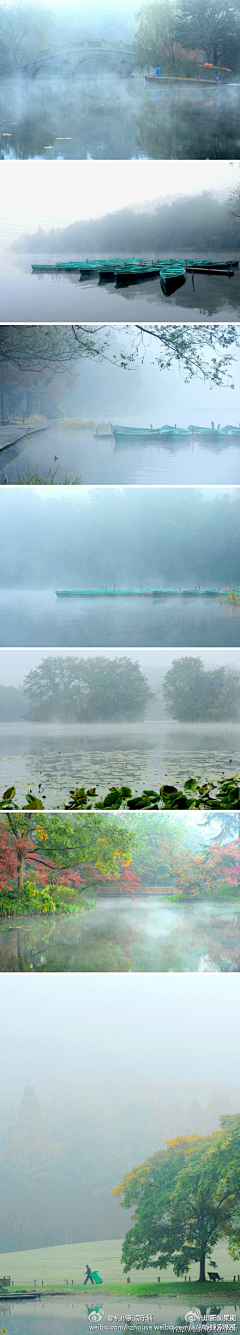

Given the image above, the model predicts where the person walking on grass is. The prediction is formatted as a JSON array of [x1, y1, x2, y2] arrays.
[[84, 1265, 94, 1285]]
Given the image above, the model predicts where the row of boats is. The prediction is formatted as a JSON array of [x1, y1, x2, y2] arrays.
[[55, 588, 240, 598], [110, 424, 240, 442], [31, 257, 239, 295]]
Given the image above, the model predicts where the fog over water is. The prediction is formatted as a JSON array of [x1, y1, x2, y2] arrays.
[[0, 487, 239, 646], [1, 73, 240, 162], [1, 161, 239, 320], [1, 252, 239, 322], [0, 648, 239, 801], [1, 720, 239, 805], [1, 425, 240, 486], [1, 324, 240, 485]]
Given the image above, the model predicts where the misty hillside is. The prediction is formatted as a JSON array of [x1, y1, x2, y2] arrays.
[[10, 194, 240, 256], [1, 1083, 239, 1252]]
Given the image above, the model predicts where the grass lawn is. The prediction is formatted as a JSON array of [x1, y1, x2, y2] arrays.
[[0, 1239, 239, 1295]]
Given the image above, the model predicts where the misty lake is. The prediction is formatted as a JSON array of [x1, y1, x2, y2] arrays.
[[0, 720, 239, 806], [1, 253, 240, 322], [0, 71, 240, 160], [1, 424, 240, 486], [0, 895, 240, 972], [0, 590, 239, 647], [0, 1296, 240, 1335]]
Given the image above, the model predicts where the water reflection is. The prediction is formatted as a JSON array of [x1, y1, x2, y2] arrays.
[[0, 72, 239, 159], [1, 425, 239, 485], [0, 721, 239, 809], [2, 254, 239, 322], [0, 589, 239, 647], [1, 1298, 239, 1335], [1, 896, 239, 973]]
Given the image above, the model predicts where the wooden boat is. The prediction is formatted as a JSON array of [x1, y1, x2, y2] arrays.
[[160, 262, 186, 295], [112, 424, 190, 440]]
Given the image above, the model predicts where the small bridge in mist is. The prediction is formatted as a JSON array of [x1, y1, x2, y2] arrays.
[[20, 41, 136, 79]]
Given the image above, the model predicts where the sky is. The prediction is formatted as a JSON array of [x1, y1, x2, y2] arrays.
[[64, 323, 240, 427], [1, 972, 240, 1103], [0, 160, 239, 251], [0, 647, 239, 688]]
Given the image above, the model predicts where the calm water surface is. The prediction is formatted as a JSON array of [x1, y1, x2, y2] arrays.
[[1, 254, 239, 322], [1, 426, 240, 485], [0, 589, 239, 647], [0, 721, 239, 806], [0, 72, 240, 159], [0, 1300, 238, 1335], [0, 896, 239, 972]]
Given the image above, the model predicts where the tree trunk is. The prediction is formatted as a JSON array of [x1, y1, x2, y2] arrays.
[[18, 854, 25, 893], [1, 375, 9, 422], [199, 1254, 206, 1282]]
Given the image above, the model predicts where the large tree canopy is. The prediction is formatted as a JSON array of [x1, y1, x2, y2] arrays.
[[22, 655, 153, 722], [162, 656, 240, 721], [113, 1113, 240, 1281]]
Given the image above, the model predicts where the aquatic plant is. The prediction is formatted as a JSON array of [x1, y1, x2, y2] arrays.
[[0, 773, 239, 810]]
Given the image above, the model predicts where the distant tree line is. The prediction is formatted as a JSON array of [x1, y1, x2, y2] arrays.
[[1, 654, 239, 723], [2, 488, 240, 590], [11, 193, 240, 257]]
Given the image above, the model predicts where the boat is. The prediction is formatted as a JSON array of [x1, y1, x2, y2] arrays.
[[160, 262, 186, 295]]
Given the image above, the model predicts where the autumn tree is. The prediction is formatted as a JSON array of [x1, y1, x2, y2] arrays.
[[0, 813, 136, 899], [113, 1114, 240, 1282]]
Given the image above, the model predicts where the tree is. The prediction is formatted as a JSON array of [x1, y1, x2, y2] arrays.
[[134, 0, 180, 72], [0, 812, 136, 897], [162, 657, 240, 721], [22, 656, 154, 723], [134, 324, 240, 386], [0, 4, 55, 72], [1, 323, 239, 421], [0, 325, 113, 423], [113, 1114, 240, 1282], [176, 0, 240, 70]]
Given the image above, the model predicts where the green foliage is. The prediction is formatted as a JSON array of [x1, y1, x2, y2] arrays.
[[162, 656, 240, 721], [113, 1115, 240, 1282], [0, 774, 239, 810], [176, 0, 240, 70], [23, 656, 153, 723], [134, 0, 179, 72]]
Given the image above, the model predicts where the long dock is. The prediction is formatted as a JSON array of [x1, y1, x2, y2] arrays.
[[55, 588, 240, 598]]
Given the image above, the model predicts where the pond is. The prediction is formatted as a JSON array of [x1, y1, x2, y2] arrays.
[[0, 721, 239, 808], [0, 70, 240, 160], [1, 254, 239, 323], [0, 895, 239, 972], [1, 425, 240, 486], [0, 589, 239, 648], [0, 1294, 240, 1335]]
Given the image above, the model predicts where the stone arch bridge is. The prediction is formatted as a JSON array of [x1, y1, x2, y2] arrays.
[[20, 41, 136, 78]]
